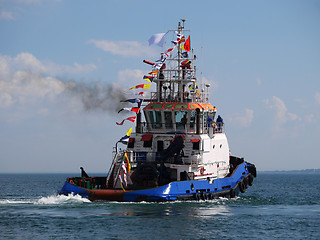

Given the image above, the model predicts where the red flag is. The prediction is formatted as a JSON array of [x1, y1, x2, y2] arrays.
[[131, 107, 140, 113], [116, 116, 137, 125], [184, 36, 191, 51], [129, 84, 151, 90], [118, 107, 140, 114]]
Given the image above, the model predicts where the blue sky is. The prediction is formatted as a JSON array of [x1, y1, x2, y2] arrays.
[[0, 0, 319, 173]]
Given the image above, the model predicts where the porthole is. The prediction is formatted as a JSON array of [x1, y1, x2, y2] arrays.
[[220, 144, 222, 148], [213, 145, 215, 149]]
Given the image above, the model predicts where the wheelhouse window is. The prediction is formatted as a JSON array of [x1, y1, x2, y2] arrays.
[[148, 110, 162, 129], [175, 111, 187, 130], [190, 110, 195, 130], [164, 111, 173, 129]]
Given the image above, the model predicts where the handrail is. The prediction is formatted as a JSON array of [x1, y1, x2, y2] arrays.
[[131, 122, 224, 134], [149, 91, 209, 103]]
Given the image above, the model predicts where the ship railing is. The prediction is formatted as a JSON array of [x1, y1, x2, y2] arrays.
[[139, 122, 199, 134], [138, 122, 224, 134], [149, 91, 209, 103], [107, 148, 127, 188], [127, 150, 194, 165], [214, 122, 224, 133], [160, 69, 196, 83]]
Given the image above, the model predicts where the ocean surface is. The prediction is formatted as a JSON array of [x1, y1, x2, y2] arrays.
[[0, 173, 319, 240]]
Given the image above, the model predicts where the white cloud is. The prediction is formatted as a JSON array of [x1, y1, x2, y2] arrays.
[[118, 69, 144, 84], [265, 96, 300, 125], [0, 92, 13, 108], [0, 10, 15, 20], [315, 92, 320, 105], [14, 52, 47, 73], [229, 108, 254, 128], [0, 52, 96, 109], [305, 114, 315, 123], [0, 52, 129, 117], [0, 71, 67, 108], [89, 39, 157, 58], [1, 52, 96, 76]]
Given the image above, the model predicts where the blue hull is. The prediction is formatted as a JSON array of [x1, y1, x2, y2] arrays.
[[59, 162, 255, 202]]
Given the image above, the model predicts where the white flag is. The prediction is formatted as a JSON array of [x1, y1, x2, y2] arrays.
[[118, 171, 123, 183], [122, 162, 127, 186], [148, 33, 166, 47]]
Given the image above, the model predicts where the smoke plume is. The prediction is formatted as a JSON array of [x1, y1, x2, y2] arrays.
[[65, 82, 129, 113]]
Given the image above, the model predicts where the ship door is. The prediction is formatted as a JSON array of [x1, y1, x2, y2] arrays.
[[157, 140, 164, 152]]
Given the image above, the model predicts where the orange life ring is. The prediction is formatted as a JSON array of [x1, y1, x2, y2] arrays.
[[70, 179, 74, 184], [200, 167, 205, 175]]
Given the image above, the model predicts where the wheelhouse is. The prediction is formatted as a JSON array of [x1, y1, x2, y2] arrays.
[[143, 103, 217, 134]]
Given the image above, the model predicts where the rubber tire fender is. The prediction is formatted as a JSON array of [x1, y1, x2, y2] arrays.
[[239, 181, 246, 193], [248, 174, 254, 186], [243, 177, 248, 188], [229, 188, 236, 198], [194, 193, 200, 201]]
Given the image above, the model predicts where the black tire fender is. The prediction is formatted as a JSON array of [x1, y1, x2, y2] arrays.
[[239, 181, 246, 193], [229, 188, 236, 198], [248, 174, 254, 186], [243, 177, 248, 188]]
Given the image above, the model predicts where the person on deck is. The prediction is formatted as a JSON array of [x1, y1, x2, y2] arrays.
[[181, 113, 187, 129], [207, 116, 213, 127], [216, 115, 224, 132]]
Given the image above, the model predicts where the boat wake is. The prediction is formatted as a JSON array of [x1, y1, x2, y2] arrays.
[[0, 194, 91, 206], [36, 194, 91, 205]]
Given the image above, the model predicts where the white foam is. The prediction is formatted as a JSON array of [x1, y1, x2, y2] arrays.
[[0, 194, 91, 205], [0, 199, 34, 204], [36, 194, 91, 205]]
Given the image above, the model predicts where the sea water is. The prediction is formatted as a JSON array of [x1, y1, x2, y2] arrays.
[[0, 173, 319, 240]]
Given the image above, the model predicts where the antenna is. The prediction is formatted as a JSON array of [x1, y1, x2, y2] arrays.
[[181, 19, 186, 29]]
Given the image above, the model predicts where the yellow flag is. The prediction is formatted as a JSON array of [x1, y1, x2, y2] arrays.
[[126, 127, 133, 137]]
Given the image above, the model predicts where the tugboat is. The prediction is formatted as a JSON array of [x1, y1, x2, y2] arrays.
[[59, 21, 256, 202]]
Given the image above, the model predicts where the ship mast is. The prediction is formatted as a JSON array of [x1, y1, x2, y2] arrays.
[[177, 21, 183, 102], [147, 20, 207, 104]]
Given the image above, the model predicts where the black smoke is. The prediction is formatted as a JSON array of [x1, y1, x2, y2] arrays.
[[65, 82, 129, 113]]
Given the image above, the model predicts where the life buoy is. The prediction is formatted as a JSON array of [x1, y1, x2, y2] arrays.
[[69, 179, 74, 184], [239, 181, 246, 193], [200, 167, 205, 175]]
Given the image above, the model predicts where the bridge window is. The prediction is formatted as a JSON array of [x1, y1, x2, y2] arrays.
[[175, 111, 187, 130], [148, 110, 162, 129], [164, 111, 173, 129], [190, 110, 195, 129]]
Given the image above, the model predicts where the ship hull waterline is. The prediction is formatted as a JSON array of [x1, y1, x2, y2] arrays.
[[59, 162, 256, 202]]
